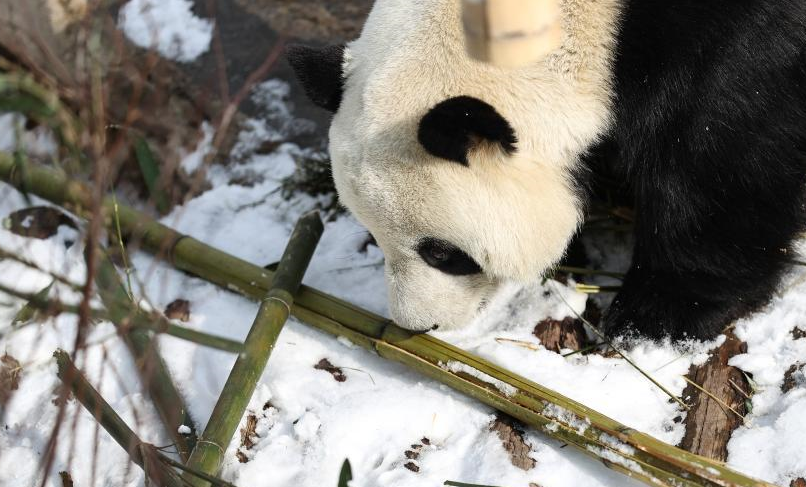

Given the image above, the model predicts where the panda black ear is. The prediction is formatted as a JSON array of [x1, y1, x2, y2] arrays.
[[418, 96, 517, 166], [286, 43, 346, 113]]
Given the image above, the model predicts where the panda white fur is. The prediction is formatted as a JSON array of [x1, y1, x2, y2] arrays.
[[288, 0, 806, 339]]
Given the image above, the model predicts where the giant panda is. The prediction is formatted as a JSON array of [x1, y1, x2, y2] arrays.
[[287, 0, 806, 340]]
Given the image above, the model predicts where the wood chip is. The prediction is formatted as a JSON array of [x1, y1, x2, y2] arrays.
[[164, 299, 191, 322], [4, 207, 75, 240], [680, 333, 748, 461], [782, 363, 804, 394], [403, 462, 419, 472], [314, 358, 346, 382], [1, 354, 21, 405], [533, 316, 587, 354], [490, 414, 536, 470]]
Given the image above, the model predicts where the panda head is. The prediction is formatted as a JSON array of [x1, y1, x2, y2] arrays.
[[287, 0, 618, 331]]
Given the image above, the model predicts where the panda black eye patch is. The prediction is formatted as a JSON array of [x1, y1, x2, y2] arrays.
[[416, 238, 482, 276]]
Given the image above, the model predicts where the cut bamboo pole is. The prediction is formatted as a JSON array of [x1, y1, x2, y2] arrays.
[[53, 349, 185, 487], [183, 212, 323, 486], [462, 0, 563, 68], [0, 157, 779, 487]]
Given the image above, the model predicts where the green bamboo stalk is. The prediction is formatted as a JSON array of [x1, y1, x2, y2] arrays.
[[92, 254, 200, 461], [0, 281, 243, 353], [0, 157, 778, 487], [183, 212, 324, 486], [53, 349, 184, 487]]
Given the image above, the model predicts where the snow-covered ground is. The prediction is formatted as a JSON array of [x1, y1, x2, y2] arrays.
[[1, 4, 805, 487]]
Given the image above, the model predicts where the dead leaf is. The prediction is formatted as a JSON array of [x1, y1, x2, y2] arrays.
[[533, 317, 588, 354], [4, 207, 75, 240], [1, 354, 22, 404], [403, 462, 419, 472], [791, 479, 806, 487], [314, 358, 346, 382], [490, 414, 536, 470], [59, 471, 74, 487], [236, 413, 259, 463], [792, 328, 806, 340], [783, 363, 804, 394], [164, 299, 191, 322], [12, 281, 57, 326]]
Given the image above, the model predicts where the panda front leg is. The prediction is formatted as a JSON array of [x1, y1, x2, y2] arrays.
[[601, 180, 802, 341]]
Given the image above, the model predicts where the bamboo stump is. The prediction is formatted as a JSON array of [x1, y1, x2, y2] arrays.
[[680, 333, 749, 461]]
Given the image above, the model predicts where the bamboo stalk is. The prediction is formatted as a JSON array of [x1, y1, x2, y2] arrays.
[[92, 252, 199, 461], [183, 212, 323, 486], [0, 281, 244, 353], [53, 349, 185, 487], [0, 157, 778, 487]]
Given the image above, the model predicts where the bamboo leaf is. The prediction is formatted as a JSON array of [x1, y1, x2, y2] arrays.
[[12, 280, 54, 326], [444, 481, 508, 487], [337, 459, 352, 487], [133, 137, 170, 214]]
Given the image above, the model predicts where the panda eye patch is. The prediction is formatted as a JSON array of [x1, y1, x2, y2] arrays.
[[416, 238, 482, 276]]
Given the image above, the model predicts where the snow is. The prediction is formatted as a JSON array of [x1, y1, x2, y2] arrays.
[[1, 14, 805, 486], [441, 361, 518, 397], [118, 0, 213, 63]]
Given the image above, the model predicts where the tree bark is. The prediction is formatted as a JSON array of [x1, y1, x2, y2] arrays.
[[680, 332, 749, 462]]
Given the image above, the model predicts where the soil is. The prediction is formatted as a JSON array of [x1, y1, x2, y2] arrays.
[[184, 0, 373, 150]]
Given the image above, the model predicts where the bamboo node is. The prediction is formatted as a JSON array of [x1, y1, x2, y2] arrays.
[[263, 295, 291, 314], [195, 440, 225, 456]]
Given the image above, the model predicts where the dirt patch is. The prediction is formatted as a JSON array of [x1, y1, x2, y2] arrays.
[[489, 414, 536, 471], [233, 0, 373, 42]]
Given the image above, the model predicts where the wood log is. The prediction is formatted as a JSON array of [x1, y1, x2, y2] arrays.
[[680, 332, 749, 462]]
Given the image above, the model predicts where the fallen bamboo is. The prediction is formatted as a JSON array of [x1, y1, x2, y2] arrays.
[[92, 252, 199, 461], [184, 212, 323, 486], [53, 349, 185, 487], [53, 349, 238, 487], [0, 281, 244, 353], [0, 157, 778, 487]]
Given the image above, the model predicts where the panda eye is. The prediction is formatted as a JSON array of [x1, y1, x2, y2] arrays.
[[416, 238, 482, 276]]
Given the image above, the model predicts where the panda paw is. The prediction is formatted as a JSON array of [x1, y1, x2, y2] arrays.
[[601, 270, 759, 341]]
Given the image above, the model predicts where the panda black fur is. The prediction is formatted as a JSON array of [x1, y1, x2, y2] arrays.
[[288, 0, 806, 340]]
